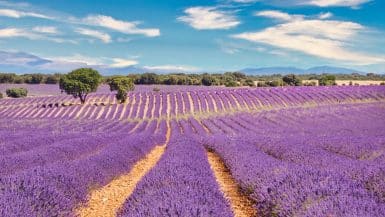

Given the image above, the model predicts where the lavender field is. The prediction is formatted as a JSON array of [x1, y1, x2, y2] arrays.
[[1, 85, 385, 217]]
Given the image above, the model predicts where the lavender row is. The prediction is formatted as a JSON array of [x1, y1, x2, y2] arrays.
[[2, 86, 384, 120], [0, 120, 167, 216], [118, 120, 233, 217], [204, 135, 385, 217]]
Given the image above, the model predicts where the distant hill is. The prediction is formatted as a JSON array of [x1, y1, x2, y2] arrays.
[[240, 66, 365, 75], [0, 50, 374, 75]]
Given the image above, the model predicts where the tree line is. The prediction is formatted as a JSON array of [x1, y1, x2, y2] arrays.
[[1, 71, 384, 87], [1, 68, 384, 103]]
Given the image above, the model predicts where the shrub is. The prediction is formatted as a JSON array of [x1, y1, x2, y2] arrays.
[[0, 73, 16, 83], [201, 75, 216, 86], [243, 79, 256, 87], [283, 74, 301, 86], [303, 81, 317, 86], [136, 73, 159, 85], [24, 74, 44, 84], [319, 75, 336, 86], [153, 87, 160, 92], [0, 92, 3, 99], [260, 80, 283, 87], [6, 88, 28, 98], [380, 82, 385, 86], [45, 74, 61, 84], [224, 80, 239, 87]]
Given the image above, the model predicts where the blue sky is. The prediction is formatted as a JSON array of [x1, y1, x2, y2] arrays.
[[0, 0, 384, 74]]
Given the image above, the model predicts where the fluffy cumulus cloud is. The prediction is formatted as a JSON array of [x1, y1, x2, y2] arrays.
[[232, 10, 385, 65], [75, 28, 111, 43], [178, 7, 240, 30], [82, 15, 160, 37]]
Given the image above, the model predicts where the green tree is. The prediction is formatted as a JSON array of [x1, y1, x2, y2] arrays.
[[23, 74, 44, 84], [283, 74, 301, 86], [0, 73, 16, 83], [136, 73, 159, 84], [201, 74, 216, 86], [6, 88, 28, 98], [224, 80, 239, 87], [59, 68, 102, 104], [243, 79, 256, 87], [107, 76, 135, 103], [319, 74, 336, 86], [45, 74, 61, 84], [163, 75, 178, 85]]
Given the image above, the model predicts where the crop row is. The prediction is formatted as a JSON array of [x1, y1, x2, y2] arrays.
[[1, 86, 384, 120]]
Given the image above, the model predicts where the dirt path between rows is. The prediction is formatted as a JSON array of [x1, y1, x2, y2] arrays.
[[76, 122, 171, 217], [207, 151, 257, 217]]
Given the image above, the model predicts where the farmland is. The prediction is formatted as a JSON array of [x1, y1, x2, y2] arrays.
[[1, 85, 385, 217]]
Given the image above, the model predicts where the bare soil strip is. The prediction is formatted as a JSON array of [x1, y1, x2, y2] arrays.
[[187, 92, 195, 114], [207, 151, 257, 217], [76, 122, 171, 217]]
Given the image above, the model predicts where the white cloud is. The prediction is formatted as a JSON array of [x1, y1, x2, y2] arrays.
[[49, 54, 104, 66], [143, 65, 199, 72], [75, 28, 111, 43], [255, 10, 303, 21], [232, 0, 259, 3], [32, 26, 59, 34], [0, 28, 39, 39], [319, 12, 333, 19], [232, 11, 385, 65], [231, 0, 370, 7], [305, 0, 370, 7], [82, 15, 160, 37], [110, 58, 138, 68], [0, 27, 77, 44], [0, 8, 51, 19], [217, 39, 268, 54], [178, 7, 240, 30]]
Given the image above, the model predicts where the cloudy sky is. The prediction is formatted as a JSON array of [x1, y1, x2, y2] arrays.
[[0, 0, 384, 73]]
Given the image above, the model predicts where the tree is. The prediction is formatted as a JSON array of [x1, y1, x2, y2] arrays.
[[163, 75, 178, 85], [319, 74, 336, 86], [224, 80, 239, 87], [23, 74, 44, 84], [45, 74, 61, 84], [283, 74, 301, 86], [201, 74, 216, 86], [0, 73, 16, 83], [136, 73, 159, 84], [107, 76, 135, 103], [59, 68, 102, 104], [243, 79, 255, 87], [6, 88, 28, 98]]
